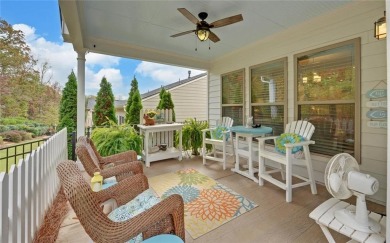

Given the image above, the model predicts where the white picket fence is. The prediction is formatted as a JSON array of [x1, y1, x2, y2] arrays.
[[0, 128, 68, 243]]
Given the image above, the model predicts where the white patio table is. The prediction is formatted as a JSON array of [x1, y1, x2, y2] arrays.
[[230, 125, 273, 182]]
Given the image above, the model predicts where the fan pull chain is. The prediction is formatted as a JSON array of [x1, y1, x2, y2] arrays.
[[209, 39, 211, 50], [195, 36, 198, 51]]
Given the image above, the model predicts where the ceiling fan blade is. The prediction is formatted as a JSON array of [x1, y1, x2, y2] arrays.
[[171, 30, 195, 38], [208, 31, 220, 43], [178, 8, 199, 25], [210, 14, 243, 28]]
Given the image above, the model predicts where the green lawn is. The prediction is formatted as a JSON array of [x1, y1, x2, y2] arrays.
[[0, 138, 46, 172]]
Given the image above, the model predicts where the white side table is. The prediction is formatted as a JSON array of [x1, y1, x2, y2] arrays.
[[137, 123, 183, 167], [309, 198, 386, 243]]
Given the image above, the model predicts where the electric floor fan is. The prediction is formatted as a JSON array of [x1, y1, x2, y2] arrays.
[[325, 153, 381, 233]]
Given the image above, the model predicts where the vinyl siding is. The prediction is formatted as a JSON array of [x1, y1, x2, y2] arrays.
[[208, 1, 387, 204], [143, 75, 208, 122]]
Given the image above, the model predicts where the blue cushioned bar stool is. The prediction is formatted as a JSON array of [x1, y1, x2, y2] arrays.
[[143, 234, 184, 243]]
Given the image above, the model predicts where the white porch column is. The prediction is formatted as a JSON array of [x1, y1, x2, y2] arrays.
[[386, 0, 389, 241], [77, 51, 86, 138]]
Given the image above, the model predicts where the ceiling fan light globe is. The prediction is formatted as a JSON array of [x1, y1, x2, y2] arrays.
[[196, 29, 209, 41]]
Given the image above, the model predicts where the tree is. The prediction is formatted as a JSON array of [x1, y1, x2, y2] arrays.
[[124, 76, 141, 124], [58, 71, 77, 159], [0, 19, 38, 118], [58, 71, 77, 132], [128, 91, 143, 125], [93, 76, 117, 126], [157, 88, 176, 121], [0, 19, 61, 123]]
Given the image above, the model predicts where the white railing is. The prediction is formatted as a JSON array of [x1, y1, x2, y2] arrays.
[[0, 128, 68, 243]]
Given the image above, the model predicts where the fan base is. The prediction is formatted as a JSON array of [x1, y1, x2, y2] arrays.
[[335, 209, 381, 233]]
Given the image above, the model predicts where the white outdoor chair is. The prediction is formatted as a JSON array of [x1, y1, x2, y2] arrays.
[[257, 120, 317, 202], [202, 117, 234, 170]]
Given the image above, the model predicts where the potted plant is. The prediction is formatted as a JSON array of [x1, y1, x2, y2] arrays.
[[176, 118, 209, 156]]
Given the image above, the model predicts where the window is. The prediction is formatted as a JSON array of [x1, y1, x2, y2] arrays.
[[295, 38, 360, 160], [221, 69, 244, 125], [250, 58, 287, 135]]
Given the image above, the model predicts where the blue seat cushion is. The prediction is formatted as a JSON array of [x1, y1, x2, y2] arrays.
[[275, 133, 305, 154], [108, 189, 161, 243], [143, 234, 183, 243], [211, 125, 230, 141]]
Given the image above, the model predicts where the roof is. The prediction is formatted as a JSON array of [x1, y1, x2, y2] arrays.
[[141, 72, 207, 100], [86, 72, 207, 110]]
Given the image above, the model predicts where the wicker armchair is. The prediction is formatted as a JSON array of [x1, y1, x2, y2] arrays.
[[76, 136, 143, 181], [57, 160, 185, 242]]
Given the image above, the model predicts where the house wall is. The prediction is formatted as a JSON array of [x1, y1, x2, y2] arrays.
[[142, 75, 208, 122], [208, 1, 387, 204]]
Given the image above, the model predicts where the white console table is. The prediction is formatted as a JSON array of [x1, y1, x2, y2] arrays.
[[309, 198, 386, 243], [137, 123, 183, 167]]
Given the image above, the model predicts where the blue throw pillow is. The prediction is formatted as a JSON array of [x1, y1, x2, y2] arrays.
[[275, 133, 305, 154], [108, 189, 161, 242], [211, 125, 230, 141]]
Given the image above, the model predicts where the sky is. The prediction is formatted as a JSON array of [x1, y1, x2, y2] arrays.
[[1, 0, 205, 99]]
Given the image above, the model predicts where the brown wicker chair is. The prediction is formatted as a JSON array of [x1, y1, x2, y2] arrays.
[[76, 136, 143, 181], [57, 160, 185, 242]]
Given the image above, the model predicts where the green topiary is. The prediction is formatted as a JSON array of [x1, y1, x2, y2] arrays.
[[93, 77, 117, 126], [125, 76, 142, 124], [91, 121, 142, 156], [58, 71, 77, 134], [157, 88, 176, 121]]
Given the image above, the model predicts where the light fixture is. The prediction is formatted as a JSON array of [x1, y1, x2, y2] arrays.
[[196, 27, 210, 41], [374, 11, 386, 40]]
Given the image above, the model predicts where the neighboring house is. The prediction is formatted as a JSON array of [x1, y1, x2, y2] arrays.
[[141, 73, 208, 122], [86, 72, 208, 124]]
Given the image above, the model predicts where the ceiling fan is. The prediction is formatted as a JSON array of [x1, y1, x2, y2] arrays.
[[171, 8, 243, 43]]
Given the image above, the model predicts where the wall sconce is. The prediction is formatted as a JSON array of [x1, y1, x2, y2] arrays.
[[374, 11, 386, 40]]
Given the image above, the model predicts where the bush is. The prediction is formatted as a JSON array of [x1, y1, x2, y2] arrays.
[[18, 131, 33, 141], [0, 125, 10, 133], [1, 131, 22, 143], [91, 122, 142, 156], [0, 136, 3, 145], [0, 117, 30, 125]]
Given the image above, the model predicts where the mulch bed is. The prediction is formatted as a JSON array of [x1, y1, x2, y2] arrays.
[[33, 188, 70, 243]]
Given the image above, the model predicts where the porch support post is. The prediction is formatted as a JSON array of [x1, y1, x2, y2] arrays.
[[77, 50, 86, 139], [386, 0, 390, 241]]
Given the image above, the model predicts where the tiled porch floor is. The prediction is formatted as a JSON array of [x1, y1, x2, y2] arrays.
[[56, 156, 385, 243]]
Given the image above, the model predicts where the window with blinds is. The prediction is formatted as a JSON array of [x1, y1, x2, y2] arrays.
[[295, 38, 360, 159], [250, 58, 287, 135], [221, 69, 244, 125]]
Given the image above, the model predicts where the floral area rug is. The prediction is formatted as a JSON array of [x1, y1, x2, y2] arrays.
[[149, 169, 257, 239]]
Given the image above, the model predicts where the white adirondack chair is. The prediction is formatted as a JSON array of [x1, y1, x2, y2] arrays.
[[256, 120, 317, 202], [202, 117, 234, 170]]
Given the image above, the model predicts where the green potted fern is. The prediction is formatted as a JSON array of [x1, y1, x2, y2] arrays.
[[91, 121, 142, 156], [176, 118, 209, 156]]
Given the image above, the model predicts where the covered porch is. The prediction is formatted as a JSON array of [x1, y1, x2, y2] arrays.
[[58, 0, 390, 242]]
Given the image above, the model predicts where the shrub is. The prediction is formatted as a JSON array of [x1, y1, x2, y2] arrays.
[[18, 131, 33, 141], [2, 131, 22, 143], [91, 122, 142, 156], [0, 136, 3, 145], [0, 125, 10, 133], [0, 117, 29, 125]]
